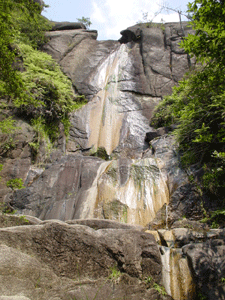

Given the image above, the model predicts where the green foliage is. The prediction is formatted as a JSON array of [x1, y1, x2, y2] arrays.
[[197, 291, 207, 300], [181, 0, 225, 66], [6, 178, 25, 190], [152, 0, 225, 200], [19, 215, 29, 223], [29, 116, 51, 154], [202, 151, 225, 196], [0, 0, 87, 156], [16, 43, 78, 118], [153, 283, 167, 296], [61, 116, 71, 138], [200, 209, 225, 227], [0, 116, 17, 154], [0, 202, 16, 215], [0, 116, 16, 134], [11, 1, 51, 48], [211, 209, 225, 225], [15, 43, 86, 150], [144, 276, 153, 284], [77, 17, 92, 29], [108, 265, 122, 281], [0, 0, 51, 100], [90, 147, 110, 160]]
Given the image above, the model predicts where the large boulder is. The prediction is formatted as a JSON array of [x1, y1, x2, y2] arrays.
[[0, 218, 172, 300], [183, 237, 225, 300]]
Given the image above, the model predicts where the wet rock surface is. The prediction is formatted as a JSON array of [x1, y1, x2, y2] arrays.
[[152, 224, 225, 300]]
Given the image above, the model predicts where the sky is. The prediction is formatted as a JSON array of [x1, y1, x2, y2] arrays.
[[42, 0, 191, 41]]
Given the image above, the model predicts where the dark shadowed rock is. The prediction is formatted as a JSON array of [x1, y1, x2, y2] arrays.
[[0, 120, 35, 202], [145, 127, 172, 143], [149, 135, 204, 225], [168, 183, 203, 224], [51, 21, 86, 31], [183, 238, 225, 300]]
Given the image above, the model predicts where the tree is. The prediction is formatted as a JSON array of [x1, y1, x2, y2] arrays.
[[182, 0, 225, 66], [151, 0, 225, 199], [77, 17, 92, 29]]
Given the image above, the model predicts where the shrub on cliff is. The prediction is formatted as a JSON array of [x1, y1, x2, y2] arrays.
[[0, 0, 51, 98], [0, 0, 86, 154], [15, 43, 86, 143], [151, 0, 225, 200]]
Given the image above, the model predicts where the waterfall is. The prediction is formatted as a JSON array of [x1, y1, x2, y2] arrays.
[[160, 245, 195, 300], [84, 42, 154, 156], [93, 158, 170, 226], [88, 43, 128, 155], [166, 204, 169, 230]]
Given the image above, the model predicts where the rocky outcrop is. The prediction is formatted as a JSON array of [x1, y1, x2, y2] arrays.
[[120, 23, 194, 96], [1, 22, 196, 216], [183, 238, 225, 300], [0, 119, 35, 203], [44, 22, 194, 100], [1, 21, 224, 300], [153, 224, 225, 300], [42, 22, 194, 160], [0, 216, 172, 300], [7, 134, 200, 227], [50, 21, 86, 31]]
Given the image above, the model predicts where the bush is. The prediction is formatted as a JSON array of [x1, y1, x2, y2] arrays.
[[6, 178, 25, 190]]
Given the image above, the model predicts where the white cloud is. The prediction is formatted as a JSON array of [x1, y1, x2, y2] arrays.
[[90, 0, 183, 40], [91, 1, 107, 24]]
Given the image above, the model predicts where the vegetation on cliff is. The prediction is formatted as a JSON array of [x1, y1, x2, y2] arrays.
[[0, 0, 86, 156], [151, 0, 225, 203]]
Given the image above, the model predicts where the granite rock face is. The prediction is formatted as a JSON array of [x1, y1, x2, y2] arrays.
[[8, 135, 195, 227], [183, 231, 225, 300], [43, 22, 194, 158], [41, 21, 194, 161], [1, 21, 222, 300], [120, 23, 194, 96], [0, 216, 172, 300], [0, 120, 35, 203]]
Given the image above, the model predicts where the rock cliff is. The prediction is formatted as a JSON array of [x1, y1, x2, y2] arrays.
[[4, 21, 198, 226], [0, 22, 224, 300]]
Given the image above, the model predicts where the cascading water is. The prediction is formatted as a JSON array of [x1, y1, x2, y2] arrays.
[[16, 42, 172, 225], [160, 242, 195, 300], [166, 204, 169, 230], [84, 42, 156, 157], [94, 158, 169, 226], [87, 43, 129, 155], [65, 42, 171, 225]]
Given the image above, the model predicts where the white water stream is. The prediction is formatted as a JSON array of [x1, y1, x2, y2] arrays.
[[161, 245, 195, 300]]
